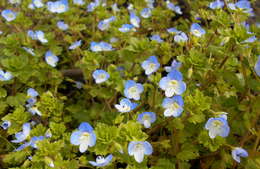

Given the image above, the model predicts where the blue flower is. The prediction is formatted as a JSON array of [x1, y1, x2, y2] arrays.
[[166, 1, 182, 14], [90, 41, 113, 52], [0, 69, 13, 81], [128, 141, 153, 163], [243, 35, 257, 43], [124, 80, 144, 100], [232, 147, 248, 163], [15, 135, 45, 151], [164, 60, 181, 72], [209, 0, 224, 9], [35, 30, 48, 43], [23, 47, 35, 56], [140, 8, 152, 18], [141, 56, 160, 75], [115, 98, 138, 113], [70, 122, 96, 153], [146, 0, 155, 8], [1, 120, 11, 130], [235, 0, 253, 15], [89, 154, 113, 167], [174, 32, 188, 43], [29, 0, 44, 9], [92, 69, 110, 84], [28, 107, 42, 116], [190, 23, 206, 37], [162, 95, 184, 117], [167, 27, 181, 34], [98, 16, 116, 31], [45, 51, 59, 67], [11, 123, 31, 143], [137, 112, 156, 128], [118, 24, 135, 33], [205, 117, 230, 139], [57, 21, 69, 30], [73, 0, 85, 5], [159, 70, 186, 97], [9, 0, 21, 4], [47, 0, 69, 13], [150, 35, 164, 43], [87, 1, 99, 12], [75, 81, 84, 89], [254, 56, 260, 77], [69, 40, 82, 50], [130, 12, 140, 28], [27, 88, 39, 98], [1, 9, 17, 22], [111, 3, 120, 12], [28, 30, 48, 43]]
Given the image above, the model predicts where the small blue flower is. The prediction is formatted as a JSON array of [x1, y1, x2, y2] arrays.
[[110, 37, 118, 43], [254, 56, 260, 77], [28, 30, 48, 43], [128, 141, 153, 163], [92, 69, 110, 84], [130, 12, 140, 28], [28, 107, 42, 116], [90, 42, 113, 52], [159, 70, 186, 97], [111, 3, 120, 12], [235, 0, 253, 15], [89, 154, 113, 167], [118, 24, 135, 33], [23, 47, 35, 56], [70, 122, 96, 153], [140, 8, 152, 18], [57, 21, 69, 30], [47, 0, 69, 13], [227, 3, 236, 10], [162, 96, 184, 117], [0, 70, 13, 81], [137, 112, 156, 128], [190, 23, 206, 37], [29, 0, 44, 9], [27, 88, 39, 98], [115, 98, 138, 113], [205, 117, 230, 139], [232, 147, 248, 163], [166, 1, 182, 14], [45, 51, 59, 67], [174, 32, 188, 43], [98, 16, 116, 31], [150, 35, 164, 43], [11, 123, 31, 143], [1, 9, 17, 22], [75, 81, 84, 89], [243, 35, 257, 43], [35, 30, 48, 43], [124, 80, 144, 100], [141, 56, 160, 75], [73, 0, 85, 5], [167, 27, 181, 34], [9, 0, 21, 4], [87, 0, 100, 12], [69, 40, 82, 50], [209, 0, 224, 9], [164, 60, 181, 72], [146, 0, 155, 9], [1, 120, 11, 130], [15, 135, 45, 151]]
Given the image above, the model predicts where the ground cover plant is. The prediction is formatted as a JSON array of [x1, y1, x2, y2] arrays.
[[0, 0, 259, 169]]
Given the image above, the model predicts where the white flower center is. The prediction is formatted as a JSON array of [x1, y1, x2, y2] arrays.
[[212, 120, 223, 129], [79, 132, 90, 144], [129, 86, 138, 95], [143, 114, 151, 121], [96, 156, 105, 164]]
